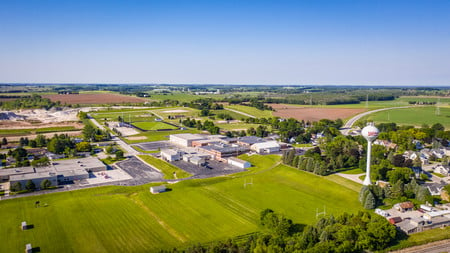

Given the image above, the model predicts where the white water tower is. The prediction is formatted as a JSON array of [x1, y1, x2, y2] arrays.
[[361, 122, 379, 185]]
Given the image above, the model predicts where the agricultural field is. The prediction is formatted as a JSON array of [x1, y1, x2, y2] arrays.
[[0, 155, 362, 253], [271, 104, 366, 122], [42, 93, 147, 105], [132, 122, 178, 131], [359, 106, 450, 128]]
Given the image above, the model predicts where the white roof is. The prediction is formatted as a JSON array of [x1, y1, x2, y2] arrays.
[[228, 157, 249, 164], [52, 157, 105, 171], [161, 149, 179, 155], [251, 141, 280, 149], [171, 133, 205, 141]]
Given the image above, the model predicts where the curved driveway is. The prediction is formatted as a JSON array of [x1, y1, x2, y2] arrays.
[[340, 106, 413, 135]]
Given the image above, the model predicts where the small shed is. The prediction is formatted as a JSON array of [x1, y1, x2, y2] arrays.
[[21, 221, 27, 230], [25, 243, 32, 253], [150, 185, 167, 194]]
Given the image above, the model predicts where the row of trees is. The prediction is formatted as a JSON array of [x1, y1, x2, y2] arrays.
[[161, 210, 398, 253], [0, 94, 60, 110], [10, 179, 52, 192], [181, 118, 220, 134], [359, 178, 431, 209]]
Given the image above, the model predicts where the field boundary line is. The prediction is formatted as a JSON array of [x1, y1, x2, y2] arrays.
[[129, 194, 188, 243]]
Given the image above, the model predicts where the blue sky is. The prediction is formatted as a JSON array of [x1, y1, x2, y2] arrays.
[[1, 0, 450, 85]]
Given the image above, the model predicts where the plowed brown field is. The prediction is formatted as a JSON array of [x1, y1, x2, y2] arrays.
[[43, 93, 147, 104], [271, 104, 366, 121]]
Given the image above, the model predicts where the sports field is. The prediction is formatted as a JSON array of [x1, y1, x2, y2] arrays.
[[359, 106, 450, 128], [132, 122, 178, 131], [0, 155, 361, 253]]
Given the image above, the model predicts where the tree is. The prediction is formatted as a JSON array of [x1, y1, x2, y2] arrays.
[[76, 141, 92, 152], [82, 124, 96, 141], [31, 157, 50, 167], [115, 150, 124, 159], [364, 191, 376, 209], [35, 134, 46, 147], [25, 180, 36, 191], [2, 137, 7, 145], [10, 181, 22, 192], [40, 179, 52, 189]]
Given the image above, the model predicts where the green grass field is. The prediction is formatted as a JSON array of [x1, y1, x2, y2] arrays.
[[132, 122, 178, 131], [225, 104, 273, 118], [359, 106, 450, 128], [0, 126, 79, 137], [0, 155, 362, 253], [91, 110, 158, 124], [215, 123, 262, 131], [123, 129, 202, 144], [138, 155, 192, 179]]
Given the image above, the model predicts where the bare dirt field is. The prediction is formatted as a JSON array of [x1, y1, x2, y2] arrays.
[[0, 121, 83, 129], [271, 104, 366, 121], [43, 93, 147, 104]]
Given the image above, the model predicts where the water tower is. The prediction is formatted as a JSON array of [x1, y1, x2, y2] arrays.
[[361, 122, 379, 185]]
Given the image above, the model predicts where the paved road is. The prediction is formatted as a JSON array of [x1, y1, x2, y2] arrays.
[[340, 106, 413, 135], [88, 115, 139, 156], [393, 239, 450, 253], [224, 108, 255, 118]]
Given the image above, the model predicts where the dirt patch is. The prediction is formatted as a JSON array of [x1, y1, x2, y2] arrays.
[[0, 121, 83, 129], [43, 93, 147, 104], [127, 136, 147, 141], [271, 104, 366, 121], [162, 109, 189, 113]]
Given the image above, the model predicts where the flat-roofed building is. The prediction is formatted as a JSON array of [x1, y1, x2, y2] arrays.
[[52, 157, 106, 172], [0, 167, 35, 182], [251, 141, 281, 154], [10, 171, 58, 189], [228, 157, 251, 169], [169, 133, 206, 147], [200, 144, 249, 160], [161, 149, 182, 162]]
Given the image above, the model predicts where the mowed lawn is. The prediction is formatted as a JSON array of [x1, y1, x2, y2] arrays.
[[0, 155, 362, 253], [361, 106, 450, 128], [132, 122, 178, 131], [225, 105, 273, 118]]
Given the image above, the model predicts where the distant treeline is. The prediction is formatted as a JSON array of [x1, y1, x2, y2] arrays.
[[0, 94, 60, 110]]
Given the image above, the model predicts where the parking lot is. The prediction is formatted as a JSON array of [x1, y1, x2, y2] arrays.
[[133, 141, 176, 151], [172, 159, 246, 179], [115, 156, 164, 184]]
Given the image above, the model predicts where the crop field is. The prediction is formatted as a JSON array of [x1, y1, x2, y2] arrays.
[[43, 93, 147, 104], [0, 155, 362, 253], [225, 104, 273, 118], [132, 122, 178, 131], [359, 106, 450, 128], [271, 104, 366, 121]]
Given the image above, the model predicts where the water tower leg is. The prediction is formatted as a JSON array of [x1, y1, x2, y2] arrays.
[[363, 141, 372, 185]]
